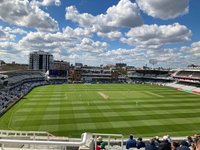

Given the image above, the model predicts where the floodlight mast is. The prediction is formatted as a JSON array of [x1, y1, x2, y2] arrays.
[[149, 59, 158, 68]]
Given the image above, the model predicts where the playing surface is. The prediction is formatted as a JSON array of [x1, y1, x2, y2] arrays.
[[1, 84, 200, 138]]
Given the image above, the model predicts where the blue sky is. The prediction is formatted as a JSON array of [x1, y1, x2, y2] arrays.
[[0, 0, 199, 67]]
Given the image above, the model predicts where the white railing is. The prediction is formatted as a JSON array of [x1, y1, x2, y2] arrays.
[[0, 130, 53, 136], [0, 130, 192, 150], [0, 131, 89, 150], [93, 133, 124, 150]]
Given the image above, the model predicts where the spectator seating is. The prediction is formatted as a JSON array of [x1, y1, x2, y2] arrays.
[[0, 70, 46, 115]]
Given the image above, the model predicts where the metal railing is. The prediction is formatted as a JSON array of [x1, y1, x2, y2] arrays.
[[93, 133, 124, 150], [0, 130, 89, 150], [0, 130, 54, 138], [0, 130, 191, 150]]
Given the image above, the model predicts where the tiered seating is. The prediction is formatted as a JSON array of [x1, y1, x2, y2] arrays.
[[127, 70, 173, 85], [0, 71, 46, 115], [6, 72, 44, 86], [192, 71, 200, 78], [0, 81, 48, 114], [176, 71, 192, 76], [173, 70, 200, 88], [128, 71, 172, 79], [174, 70, 200, 79]]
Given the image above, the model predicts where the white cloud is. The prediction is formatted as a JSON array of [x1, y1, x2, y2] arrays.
[[100, 48, 134, 57], [0, 42, 17, 53], [0, 41, 27, 63], [104, 0, 143, 28], [70, 38, 108, 54], [0, 0, 58, 32], [66, 0, 143, 33], [63, 27, 92, 38], [4, 27, 27, 35], [99, 47, 189, 67], [136, 0, 189, 19], [121, 23, 191, 49], [181, 41, 200, 56], [0, 28, 15, 41], [36, 0, 61, 6], [18, 27, 108, 59], [19, 31, 74, 51], [0, 26, 27, 41], [0, 26, 107, 63], [19, 27, 93, 51], [97, 31, 122, 40]]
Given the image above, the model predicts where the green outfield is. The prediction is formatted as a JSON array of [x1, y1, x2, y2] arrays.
[[0, 84, 200, 137]]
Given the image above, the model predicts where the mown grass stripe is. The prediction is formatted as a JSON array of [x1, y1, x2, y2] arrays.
[[14, 104, 200, 116], [12, 112, 200, 126]]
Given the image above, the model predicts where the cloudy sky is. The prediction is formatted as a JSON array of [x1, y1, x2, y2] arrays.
[[0, 0, 199, 68]]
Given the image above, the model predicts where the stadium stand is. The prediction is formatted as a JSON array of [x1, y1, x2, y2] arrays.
[[0, 70, 46, 115], [68, 66, 118, 83], [167, 69, 200, 94], [0, 74, 8, 88], [2, 70, 45, 86], [127, 69, 174, 84]]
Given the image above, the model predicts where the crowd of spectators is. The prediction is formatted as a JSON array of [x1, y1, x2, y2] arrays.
[[125, 134, 200, 150], [0, 80, 47, 115]]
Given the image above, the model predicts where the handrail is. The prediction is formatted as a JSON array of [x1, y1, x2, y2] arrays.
[[0, 130, 50, 134], [93, 133, 124, 150], [0, 130, 54, 138], [93, 133, 123, 137], [0, 132, 88, 147]]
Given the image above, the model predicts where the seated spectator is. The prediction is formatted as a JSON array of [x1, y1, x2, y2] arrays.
[[186, 136, 193, 146], [181, 140, 189, 147], [171, 141, 180, 150], [126, 134, 137, 149], [96, 138, 107, 150], [97, 136, 103, 145], [193, 135, 200, 150], [167, 135, 172, 143], [161, 135, 171, 150], [100, 141, 107, 150], [145, 138, 158, 150], [177, 140, 190, 150], [96, 145, 101, 150], [163, 135, 172, 144], [158, 141, 171, 150], [195, 138, 200, 150], [155, 136, 161, 147], [137, 137, 145, 149]]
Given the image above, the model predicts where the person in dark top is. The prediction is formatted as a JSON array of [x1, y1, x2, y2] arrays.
[[126, 134, 137, 149], [155, 136, 161, 148], [176, 140, 190, 150], [137, 137, 146, 149], [145, 138, 158, 150], [180, 140, 189, 147], [158, 141, 171, 150], [186, 136, 193, 147], [171, 141, 180, 150], [96, 136, 103, 150]]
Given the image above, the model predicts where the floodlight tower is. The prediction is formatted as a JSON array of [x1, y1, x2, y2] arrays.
[[149, 59, 158, 69]]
